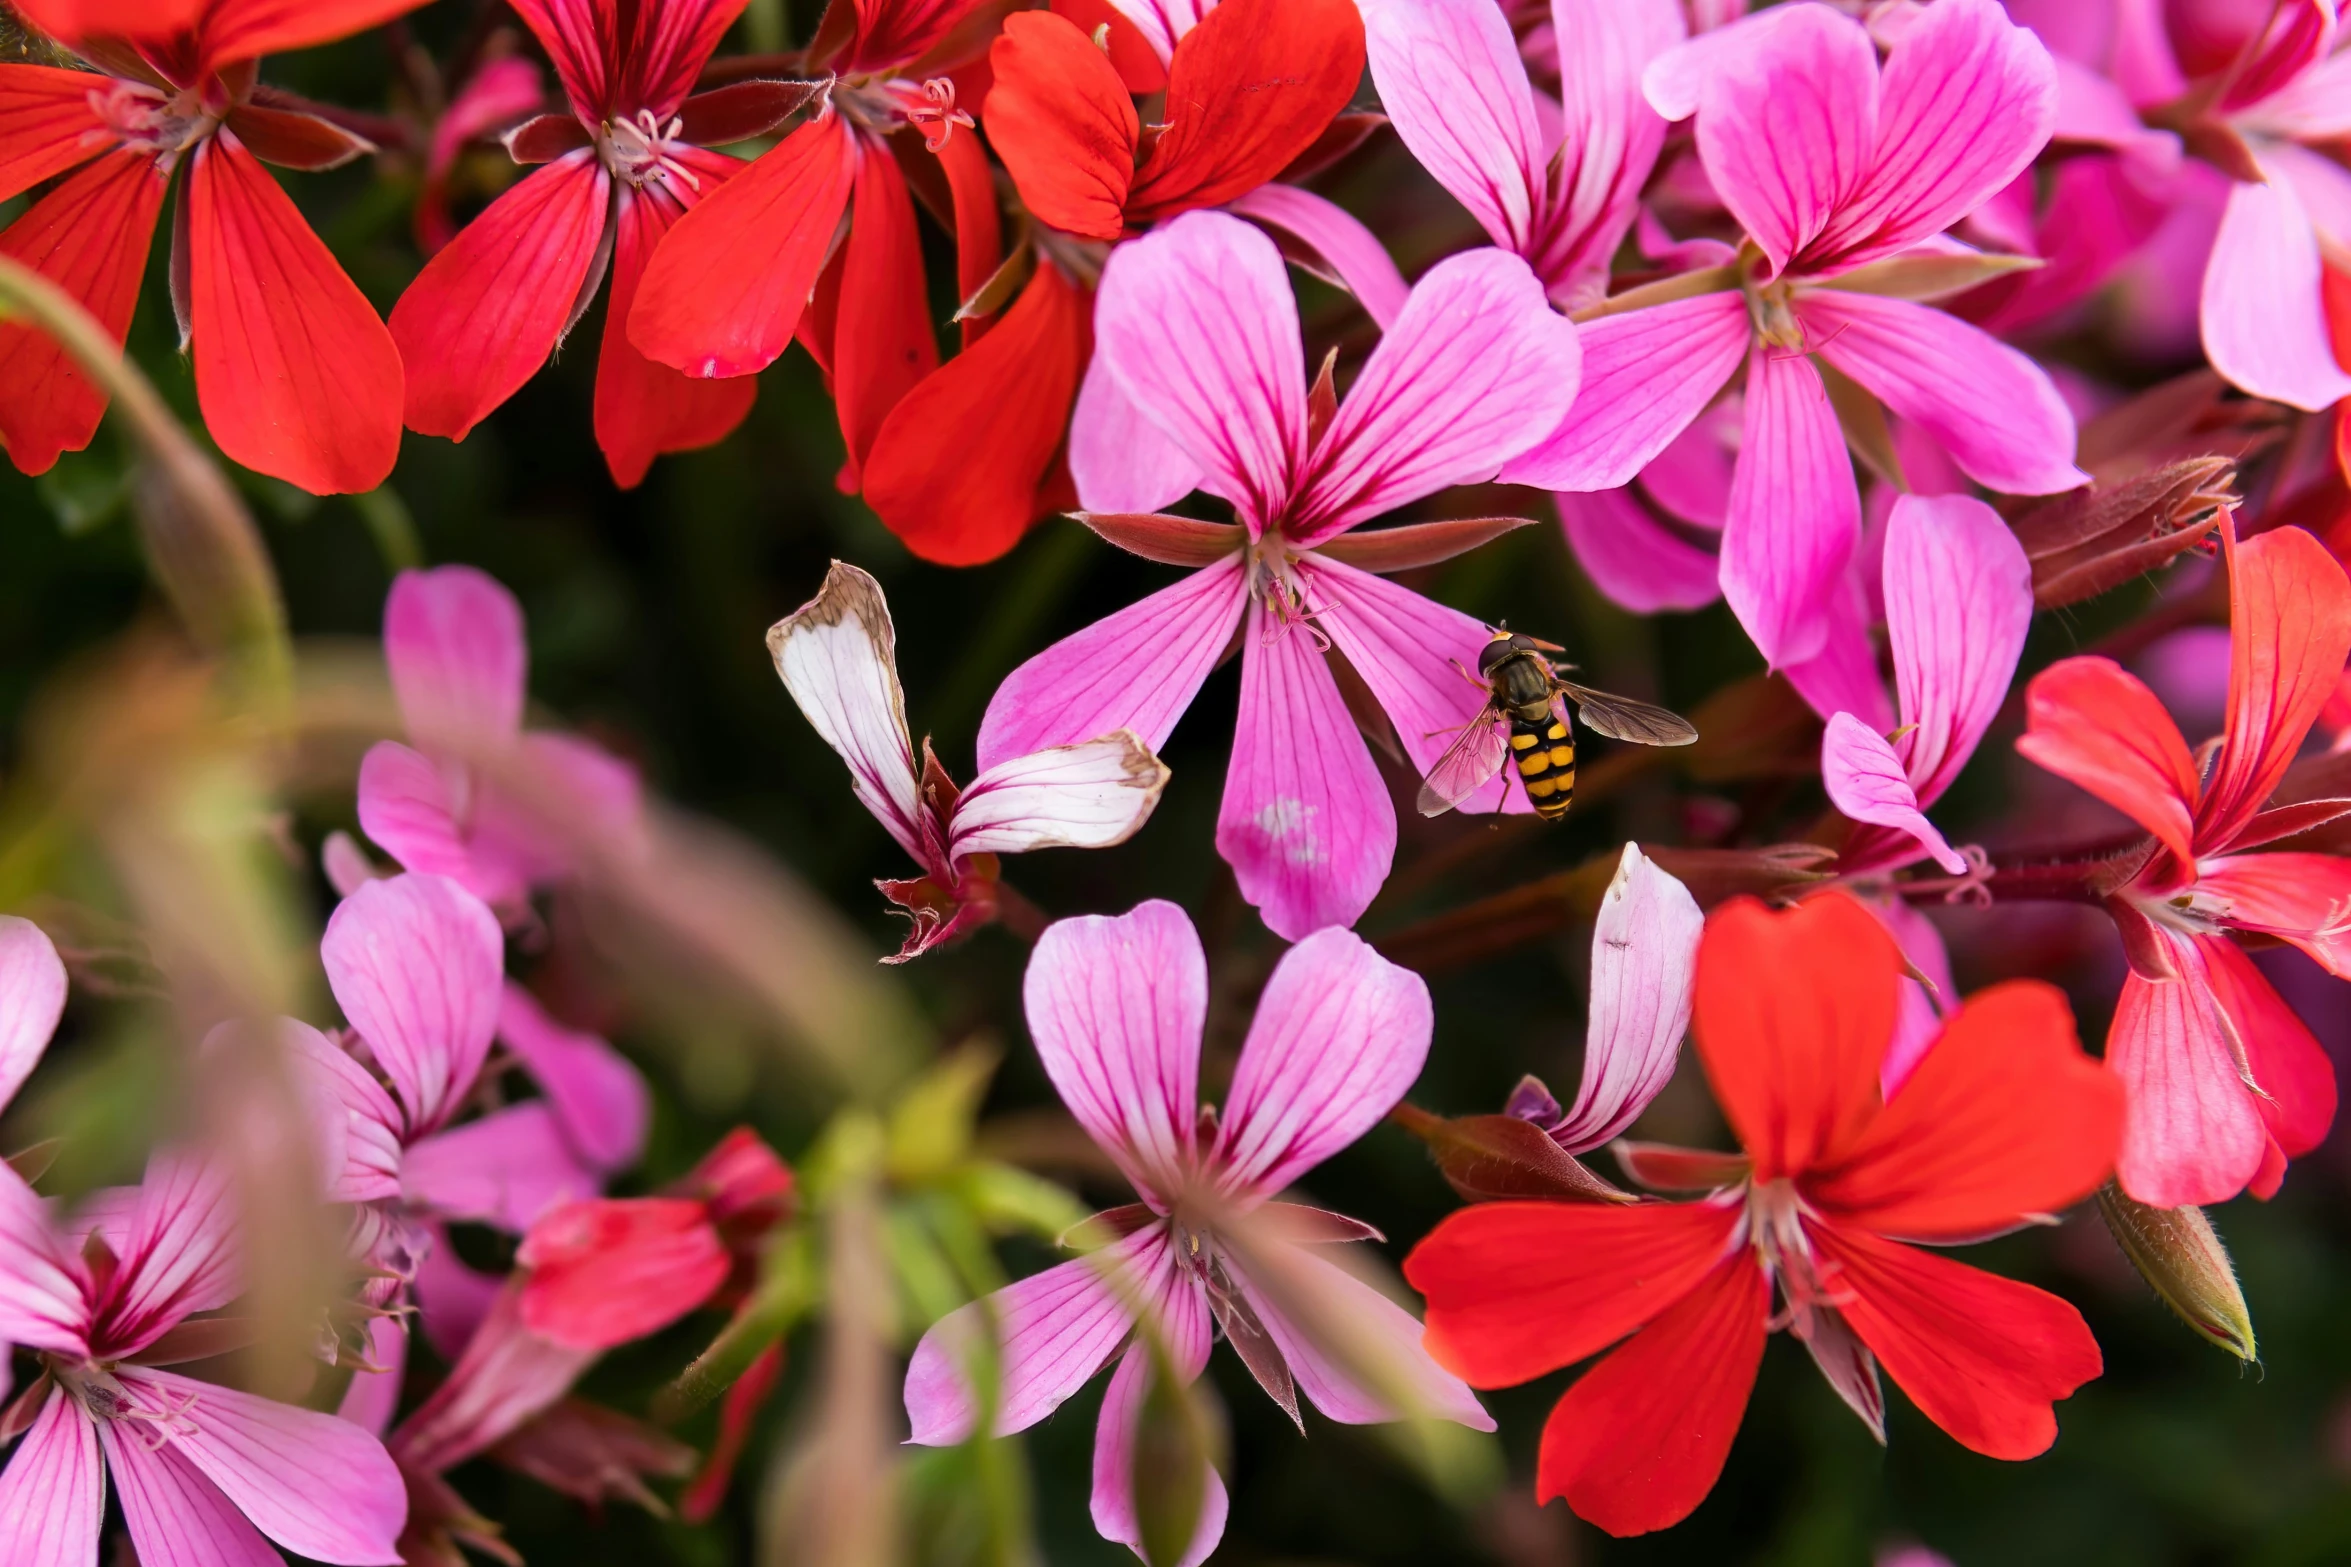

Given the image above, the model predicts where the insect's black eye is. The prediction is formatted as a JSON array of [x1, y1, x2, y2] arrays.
[[1508, 634, 1536, 652], [1476, 639, 1511, 674]]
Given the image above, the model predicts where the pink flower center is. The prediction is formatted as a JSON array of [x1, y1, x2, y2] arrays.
[[1244, 538, 1334, 650], [52, 1359, 199, 1447], [1740, 1178, 1853, 1338], [600, 109, 702, 192]]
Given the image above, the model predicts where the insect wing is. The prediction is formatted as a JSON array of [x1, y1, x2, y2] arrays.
[[1558, 682, 1699, 746], [1416, 708, 1510, 816]]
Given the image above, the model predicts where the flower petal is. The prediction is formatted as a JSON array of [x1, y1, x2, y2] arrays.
[[766, 560, 931, 866], [1225, 1241, 1492, 1429], [2015, 656, 2198, 867], [948, 732, 1169, 859], [505, 0, 606, 120], [2207, 936, 2336, 1174], [976, 555, 1245, 769], [193, 0, 434, 69], [2200, 151, 2351, 412], [186, 131, 403, 494], [517, 1197, 729, 1350], [497, 982, 650, 1173], [2107, 938, 2269, 1208], [1069, 339, 1206, 516], [0, 65, 110, 204], [1359, 0, 1544, 254], [1551, 844, 1704, 1153], [393, 1281, 596, 1473], [0, 1389, 101, 1567], [0, 917, 64, 1117], [1540, 0, 1687, 297], [1500, 291, 1749, 493], [1102, 0, 1208, 63], [102, 1417, 279, 1567], [1874, 896, 1953, 1098], [1292, 247, 1582, 544], [1215, 926, 1430, 1198], [1223, 183, 1409, 330], [1556, 489, 1724, 613], [1090, 1265, 1223, 1567], [982, 10, 1138, 242], [2198, 521, 2351, 850], [403, 1103, 602, 1232], [832, 146, 938, 485], [385, 564, 527, 750], [1881, 493, 2034, 807], [1720, 343, 1859, 668], [1822, 712, 1967, 874], [320, 873, 506, 1138], [96, 1153, 238, 1357], [354, 741, 500, 898]]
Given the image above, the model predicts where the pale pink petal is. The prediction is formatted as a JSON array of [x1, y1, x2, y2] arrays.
[[1301, 556, 1519, 814], [336, 1314, 408, 1438], [1882, 493, 2034, 808], [1105, 0, 1209, 63], [1216, 605, 1395, 939], [1023, 900, 1206, 1203], [496, 983, 649, 1173], [977, 557, 1247, 770], [1823, 712, 1969, 874], [904, 1222, 1167, 1444], [767, 561, 931, 867], [1551, 844, 1705, 1152], [279, 1019, 404, 1204], [122, 1366, 406, 1565], [1499, 291, 1748, 492], [384, 565, 526, 754], [353, 741, 509, 902], [1216, 925, 1430, 1198], [2108, 936, 2270, 1207], [1224, 184, 1410, 329], [1091, 210, 1306, 531], [2200, 151, 2351, 412], [1291, 247, 1582, 544], [403, 1103, 600, 1232], [320, 830, 384, 897], [101, 1416, 279, 1567], [2267, 139, 2351, 249], [0, 1388, 101, 1567], [1226, 1243, 1492, 1428], [2050, 54, 2180, 171], [1090, 1255, 1222, 1567], [1798, 290, 2085, 494], [1783, 570, 1896, 733], [1538, 0, 1687, 297], [1810, 0, 2060, 270], [948, 732, 1169, 860], [1874, 896, 1954, 1097], [1645, 3, 1879, 276], [1721, 344, 1860, 669], [1070, 348, 1207, 516], [0, 915, 65, 1115], [1636, 392, 1736, 529], [1556, 489, 1723, 614], [1359, 0, 1544, 254], [320, 873, 506, 1139], [97, 1152, 238, 1356], [390, 1283, 593, 1474], [2239, 46, 2351, 139]]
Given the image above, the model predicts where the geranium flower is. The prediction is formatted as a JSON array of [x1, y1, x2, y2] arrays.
[[904, 901, 1491, 1567], [979, 209, 1582, 939], [1407, 892, 2123, 1537], [767, 560, 1170, 962], [1499, 0, 2085, 666], [2017, 518, 2351, 1205], [0, 0, 420, 492], [388, 0, 818, 488]]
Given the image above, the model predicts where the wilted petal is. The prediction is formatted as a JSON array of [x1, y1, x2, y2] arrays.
[[1226, 1243, 1492, 1429], [1359, 0, 1544, 254], [2200, 152, 2351, 413], [1823, 713, 1967, 874], [497, 983, 649, 1173], [403, 1103, 601, 1232], [1721, 344, 1859, 668], [1501, 292, 1748, 494], [1882, 494, 2034, 808], [1557, 489, 1723, 614], [766, 561, 931, 865], [1550, 844, 1704, 1153], [948, 733, 1169, 859], [0, 1389, 101, 1567], [2016, 657, 2199, 867], [321, 874, 506, 1138], [0, 916, 65, 1115]]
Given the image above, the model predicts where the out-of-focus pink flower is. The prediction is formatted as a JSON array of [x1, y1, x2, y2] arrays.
[[357, 565, 643, 913], [0, 917, 69, 1403], [413, 54, 546, 257], [2019, 518, 2351, 1205], [904, 901, 1491, 1567], [1502, 0, 2084, 667], [769, 561, 1171, 962], [988, 210, 1582, 939]]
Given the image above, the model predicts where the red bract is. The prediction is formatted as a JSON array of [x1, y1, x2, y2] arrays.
[[0, 0, 420, 492], [388, 0, 821, 488], [1406, 893, 2123, 1537]]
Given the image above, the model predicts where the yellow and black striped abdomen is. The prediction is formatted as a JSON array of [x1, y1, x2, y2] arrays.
[[1509, 710, 1575, 820]]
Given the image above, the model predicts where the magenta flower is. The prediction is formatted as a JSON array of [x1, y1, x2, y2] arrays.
[[769, 562, 1171, 962], [983, 209, 1582, 939], [1500, 0, 2084, 666], [903, 901, 1490, 1567], [357, 565, 642, 914]]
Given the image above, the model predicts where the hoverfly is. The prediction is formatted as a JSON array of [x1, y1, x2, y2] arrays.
[[1417, 629, 1698, 820]]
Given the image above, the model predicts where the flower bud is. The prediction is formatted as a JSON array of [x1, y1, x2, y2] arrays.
[[2096, 1182, 2257, 1361]]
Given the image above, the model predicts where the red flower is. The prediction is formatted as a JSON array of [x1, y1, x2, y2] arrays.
[[1405, 893, 2123, 1538], [2017, 517, 2351, 1205], [389, 0, 817, 488], [0, 0, 419, 493]]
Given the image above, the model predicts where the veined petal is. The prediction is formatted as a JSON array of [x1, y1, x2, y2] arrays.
[[2197, 853, 2351, 976], [1541, 0, 1686, 293], [2107, 939, 2269, 1208], [1070, 342, 1206, 516], [1556, 489, 1723, 614], [0, 916, 66, 1116], [354, 741, 505, 899], [1292, 247, 1582, 545], [1360, 0, 1544, 254], [832, 145, 938, 485], [392, 1282, 595, 1472], [0, 1163, 86, 1357], [278, 1018, 404, 1205], [982, 11, 1137, 242], [1226, 1242, 1492, 1429], [1217, 603, 1394, 939], [1881, 493, 2033, 808], [497, 982, 650, 1173], [194, 0, 433, 71], [1215, 926, 1430, 1199], [96, 1152, 238, 1357], [1822, 713, 1967, 874], [2201, 151, 2351, 412], [1799, 290, 2084, 495], [1103, 0, 1209, 63], [0, 1389, 101, 1567], [1025, 900, 1208, 1201], [1783, 569, 1894, 733], [1501, 292, 1748, 493], [384, 564, 527, 751], [1223, 184, 1409, 330], [767, 561, 931, 866], [1720, 344, 1859, 669], [2016, 657, 2198, 866], [100, 1417, 278, 1567], [1552, 844, 1705, 1153], [2198, 522, 2351, 851], [977, 556, 1245, 769], [1090, 1277, 1224, 1567], [506, 0, 605, 120], [617, 0, 752, 118], [2206, 936, 2336, 1177], [320, 874, 506, 1139], [403, 1103, 601, 1232], [948, 732, 1169, 860], [839, 0, 991, 75], [0, 65, 110, 204], [517, 1197, 728, 1349]]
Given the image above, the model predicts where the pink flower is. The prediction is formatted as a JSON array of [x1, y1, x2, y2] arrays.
[[985, 210, 1583, 939], [2019, 518, 2351, 1205], [903, 901, 1491, 1567], [768, 562, 1171, 961], [1502, 0, 2084, 666], [356, 565, 642, 914]]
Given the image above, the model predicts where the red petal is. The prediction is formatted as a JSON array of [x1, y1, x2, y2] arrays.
[[0, 147, 164, 477], [390, 151, 610, 442], [832, 143, 938, 485], [982, 11, 1137, 243], [1812, 1225, 2100, 1461], [841, 0, 990, 75], [1403, 1200, 1742, 1389], [934, 110, 1001, 344], [2197, 520, 2351, 849], [2015, 655, 2198, 867], [194, 0, 432, 68], [595, 175, 758, 489], [1050, 0, 1168, 93], [7, 0, 202, 43], [1533, 1255, 1768, 1538], [186, 130, 403, 494], [1805, 980, 2123, 1241], [862, 258, 1087, 565], [0, 64, 111, 204], [2206, 936, 2336, 1162], [2199, 851, 2351, 974], [518, 1197, 730, 1350], [508, 0, 607, 121], [616, 0, 752, 118], [1693, 893, 1900, 1181], [629, 109, 855, 379], [1125, 0, 1364, 222]]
